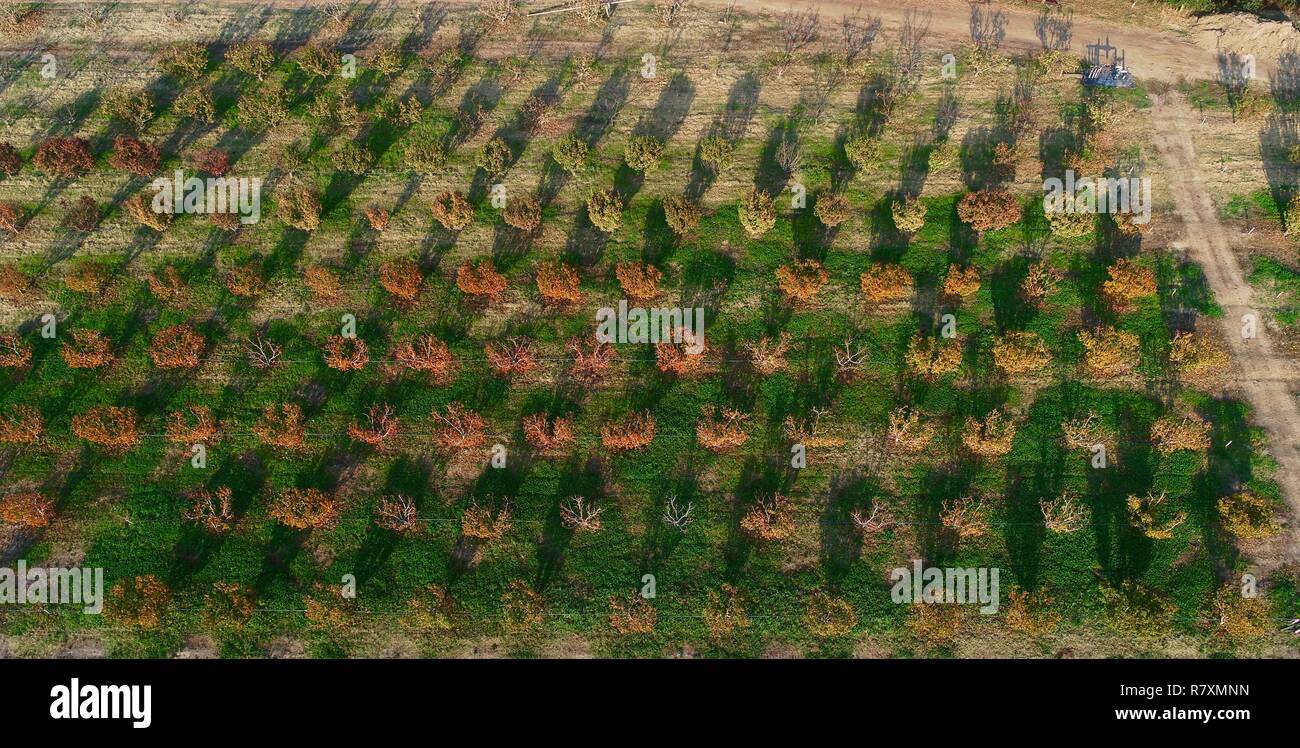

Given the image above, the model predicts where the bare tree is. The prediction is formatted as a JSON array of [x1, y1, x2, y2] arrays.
[[246, 335, 282, 369], [895, 9, 931, 94], [834, 338, 868, 379], [662, 495, 694, 531], [560, 496, 604, 532], [850, 503, 892, 534], [779, 8, 820, 55], [969, 4, 1006, 54], [840, 6, 881, 66]]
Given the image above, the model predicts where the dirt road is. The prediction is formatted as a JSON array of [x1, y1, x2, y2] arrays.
[[1152, 93, 1300, 562], [709, 0, 1234, 83]]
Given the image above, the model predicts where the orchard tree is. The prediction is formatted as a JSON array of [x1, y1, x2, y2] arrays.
[[957, 190, 1021, 233], [72, 406, 140, 454], [270, 488, 340, 530], [33, 137, 95, 178]]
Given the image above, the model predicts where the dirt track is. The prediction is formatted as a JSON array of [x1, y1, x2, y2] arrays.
[[1152, 93, 1300, 563], [709, 0, 1234, 83]]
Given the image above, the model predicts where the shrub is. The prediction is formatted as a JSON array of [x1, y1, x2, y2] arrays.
[[1168, 331, 1229, 387], [587, 188, 623, 233], [61, 329, 113, 369], [535, 260, 581, 304], [737, 188, 775, 238], [157, 42, 208, 81], [456, 260, 507, 299], [663, 194, 702, 235], [891, 195, 927, 233], [227, 41, 276, 79], [348, 404, 399, 449], [33, 137, 95, 178], [859, 264, 913, 303], [477, 137, 512, 175], [502, 194, 542, 232], [103, 87, 153, 131], [432, 403, 487, 451], [552, 134, 588, 176], [615, 261, 663, 302], [567, 337, 616, 382], [624, 135, 664, 172], [0, 201, 22, 234], [906, 334, 962, 379], [431, 190, 473, 231], [393, 334, 455, 384], [223, 264, 264, 298], [379, 258, 423, 304], [941, 496, 991, 538], [364, 205, 389, 232], [0, 492, 55, 528], [0, 404, 42, 445], [1102, 258, 1156, 312], [1218, 492, 1279, 539], [699, 134, 733, 171], [991, 331, 1051, 375], [485, 338, 540, 377], [522, 413, 575, 451], [190, 147, 230, 176], [62, 196, 100, 232], [0, 264, 33, 301], [608, 593, 657, 635], [1045, 195, 1094, 237], [461, 499, 512, 542], [887, 407, 935, 453], [253, 404, 306, 449], [296, 43, 336, 78], [696, 406, 750, 452], [402, 135, 448, 174], [1020, 262, 1063, 307], [745, 333, 790, 375], [331, 141, 373, 175], [1079, 326, 1140, 378], [276, 185, 321, 231], [843, 133, 881, 171], [1150, 414, 1211, 454], [235, 87, 290, 129], [601, 411, 656, 451], [165, 405, 219, 444], [962, 411, 1017, 458], [740, 494, 793, 541], [0, 142, 21, 175], [814, 192, 850, 227], [64, 261, 110, 295], [775, 259, 828, 303], [0, 333, 31, 369], [108, 575, 171, 629], [271, 488, 339, 530], [150, 325, 205, 368], [703, 584, 751, 641], [304, 266, 342, 304], [126, 192, 171, 231], [324, 335, 370, 371], [1126, 491, 1186, 540], [655, 332, 706, 376], [957, 190, 1021, 232], [942, 264, 981, 299], [72, 406, 139, 454], [804, 592, 858, 638], [203, 580, 254, 629]]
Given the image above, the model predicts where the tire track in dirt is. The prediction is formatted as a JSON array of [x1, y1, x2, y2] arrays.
[[1152, 92, 1300, 563]]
